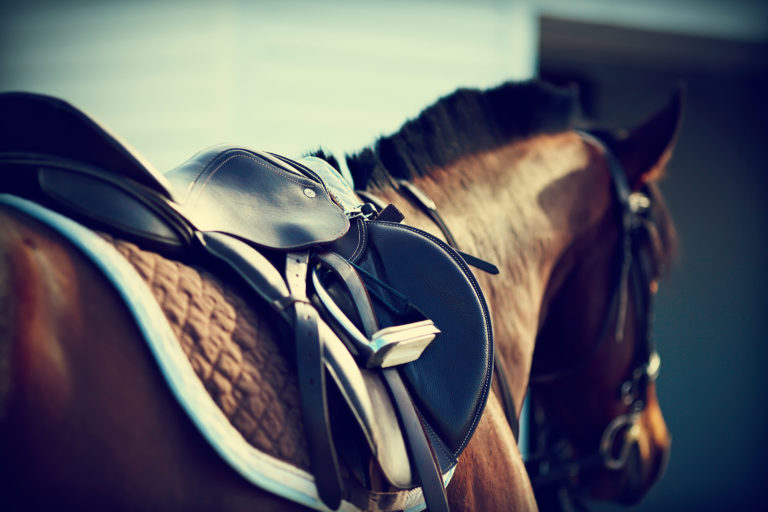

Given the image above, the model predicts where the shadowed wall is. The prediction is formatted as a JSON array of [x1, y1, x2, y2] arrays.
[[540, 17, 768, 512]]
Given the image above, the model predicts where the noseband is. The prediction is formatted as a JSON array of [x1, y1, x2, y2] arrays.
[[526, 132, 665, 489]]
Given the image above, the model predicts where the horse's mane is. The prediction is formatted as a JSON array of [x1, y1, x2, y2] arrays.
[[327, 80, 678, 270], [345, 80, 581, 189]]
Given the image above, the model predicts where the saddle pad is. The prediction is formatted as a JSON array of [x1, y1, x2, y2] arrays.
[[1, 194, 443, 512], [163, 146, 349, 251]]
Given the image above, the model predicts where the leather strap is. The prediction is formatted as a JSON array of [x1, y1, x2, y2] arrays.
[[357, 186, 499, 275], [383, 368, 449, 512], [492, 353, 519, 441], [396, 180, 498, 275], [458, 251, 499, 275], [314, 252, 450, 512], [285, 252, 344, 509], [316, 251, 380, 337], [398, 180, 459, 249]]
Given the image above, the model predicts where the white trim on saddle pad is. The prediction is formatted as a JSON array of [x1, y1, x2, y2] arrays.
[[0, 194, 454, 512]]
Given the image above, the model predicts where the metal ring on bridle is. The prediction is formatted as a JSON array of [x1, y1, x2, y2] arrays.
[[599, 413, 641, 470]]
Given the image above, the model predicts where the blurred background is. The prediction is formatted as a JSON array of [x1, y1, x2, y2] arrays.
[[1, 1, 766, 510]]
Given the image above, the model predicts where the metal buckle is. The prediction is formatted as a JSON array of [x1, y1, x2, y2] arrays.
[[628, 192, 651, 214], [600, 413, 641, 470]]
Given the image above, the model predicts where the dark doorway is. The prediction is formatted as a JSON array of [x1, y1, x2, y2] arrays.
[[538, 16, 768, 512]]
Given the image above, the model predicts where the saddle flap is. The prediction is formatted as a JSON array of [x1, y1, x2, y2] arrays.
[[0, 92, 173, 198], [331, 220, 494, 462], [164, 146, 350, 250]]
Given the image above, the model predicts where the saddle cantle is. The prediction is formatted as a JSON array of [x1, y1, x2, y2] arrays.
[[0, 92, 173, 196], [0, 92, 494, 512]]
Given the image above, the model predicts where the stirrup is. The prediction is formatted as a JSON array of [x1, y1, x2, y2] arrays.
[[311, 268, 438, 368]]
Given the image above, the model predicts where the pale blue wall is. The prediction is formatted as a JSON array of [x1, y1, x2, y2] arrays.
[[0, 0, 536, 174], [3, 0, 762, 170]]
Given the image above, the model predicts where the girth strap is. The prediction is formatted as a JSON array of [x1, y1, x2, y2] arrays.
[[286, 252, 344, 509]]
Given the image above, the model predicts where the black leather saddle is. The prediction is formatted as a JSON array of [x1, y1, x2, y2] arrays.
[[0, 92, 493, 512]]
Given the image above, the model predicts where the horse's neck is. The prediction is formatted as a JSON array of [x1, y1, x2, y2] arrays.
[[367, 132, 611, 412]]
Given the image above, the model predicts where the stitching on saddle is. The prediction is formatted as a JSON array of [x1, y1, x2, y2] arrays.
[[182, 151, 223, 204], [196, 152, 323, 203], [349, 220, 367, 263], [419, 410, 455, 464]]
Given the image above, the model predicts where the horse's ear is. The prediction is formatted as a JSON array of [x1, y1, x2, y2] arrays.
[[615, 85, 685, 190]]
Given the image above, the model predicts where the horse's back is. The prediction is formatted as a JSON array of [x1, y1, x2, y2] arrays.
[[0, 206, 310, 512]]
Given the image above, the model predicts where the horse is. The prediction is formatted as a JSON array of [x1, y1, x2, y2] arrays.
[[0, 80, 680, 511], [342, 82, 680, 511]]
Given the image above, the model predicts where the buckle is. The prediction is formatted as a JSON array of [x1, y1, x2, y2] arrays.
[[628, 192, 651, 214]]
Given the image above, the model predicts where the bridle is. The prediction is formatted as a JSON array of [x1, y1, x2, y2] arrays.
[[525, 131, 667, 494]]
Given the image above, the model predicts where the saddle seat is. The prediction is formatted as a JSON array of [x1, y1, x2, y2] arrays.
[[163, 145, 351, 251], [0, 92, 494, 512]]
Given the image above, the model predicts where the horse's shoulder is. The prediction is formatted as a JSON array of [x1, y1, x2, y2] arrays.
[[448, 390, 538, 512]]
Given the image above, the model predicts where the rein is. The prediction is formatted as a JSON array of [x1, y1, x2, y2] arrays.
[[525, 132, 663, 494]]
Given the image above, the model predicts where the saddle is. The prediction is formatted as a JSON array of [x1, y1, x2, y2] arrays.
[[0, 92, 493, 511]]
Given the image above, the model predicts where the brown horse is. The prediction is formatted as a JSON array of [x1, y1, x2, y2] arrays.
[[343, 83, 681, 511], [0, 81, 680, 511]]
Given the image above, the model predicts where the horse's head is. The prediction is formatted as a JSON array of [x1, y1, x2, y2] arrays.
[[529, 89, 682, 506]]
